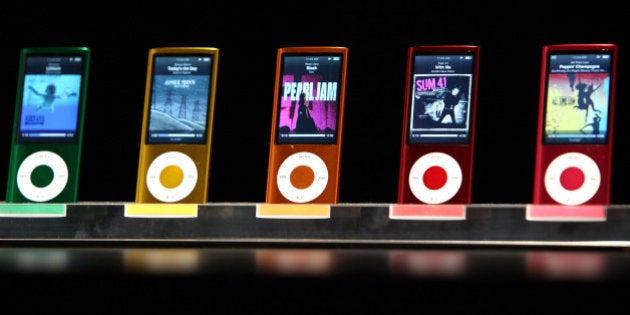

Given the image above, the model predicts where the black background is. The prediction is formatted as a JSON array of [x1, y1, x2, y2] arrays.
[[1, 1, 629, 204]]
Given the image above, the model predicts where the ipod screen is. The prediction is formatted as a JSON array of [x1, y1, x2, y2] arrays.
[[275, 53, 343, 145], [407, 53, 475, 145], [18, 55, 85, 143], [543, 52, 612, 145], [146, 55, 213, 144]]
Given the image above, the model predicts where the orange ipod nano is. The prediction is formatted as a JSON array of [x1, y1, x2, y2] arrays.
[[265, 47, 348, 204]]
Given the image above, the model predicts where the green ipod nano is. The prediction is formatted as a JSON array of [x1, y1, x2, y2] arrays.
[[6, 47, 90, 203]]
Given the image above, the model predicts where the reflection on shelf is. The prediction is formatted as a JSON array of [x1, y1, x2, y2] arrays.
[[256, 249, 333, 276], [124, 249, 200, 274], [527, 251, 606, 281], [0, 247, 625, 283], [389, 250, 467, 278]]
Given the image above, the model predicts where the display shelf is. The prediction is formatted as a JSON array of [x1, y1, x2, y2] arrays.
[[0, 202, 628, 247]]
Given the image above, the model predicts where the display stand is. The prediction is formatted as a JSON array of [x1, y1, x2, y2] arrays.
[[256, 203, 330, 219], [125, 203, 198, 218], [526, 204, 606, 221], [0, 202, 627, 247], [0, 203, 66, 217], [389, 204, 466, 220]]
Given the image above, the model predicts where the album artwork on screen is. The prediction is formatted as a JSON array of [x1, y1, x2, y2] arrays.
[[276, 53, 343, 145], [544, 52, 612, 145], [18, 55, 84, 143], [146, 55, 212, 144], [408, 54, 474, 145]]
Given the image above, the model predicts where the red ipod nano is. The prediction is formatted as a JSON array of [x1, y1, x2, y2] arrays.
[[533, 44, 617, 206], [397, 46, 480, 204], [265, 47, 348, 204]]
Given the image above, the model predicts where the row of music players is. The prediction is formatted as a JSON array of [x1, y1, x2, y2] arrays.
[[4, 44, 617, 207]]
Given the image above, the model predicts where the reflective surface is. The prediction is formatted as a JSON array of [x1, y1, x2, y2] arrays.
[[1, 246, 629, 313], [3, 246, 630, 280]]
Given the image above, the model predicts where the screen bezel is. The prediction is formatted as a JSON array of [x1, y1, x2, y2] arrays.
[[274, 52, 345, 145], [406, 52, 476, 145], [144, 53, 214, 145], [16, 53, 87, 144], [542, 50, 613, 145]]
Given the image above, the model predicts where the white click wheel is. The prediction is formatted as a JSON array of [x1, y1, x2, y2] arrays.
[[146, 151, 198, 203], [16, 150, 69, 202], [408, 152, 462, 204], [544, 152, 601, 206], [276, 151, 329, 203]]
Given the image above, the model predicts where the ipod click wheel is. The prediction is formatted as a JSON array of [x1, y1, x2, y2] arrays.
[[408, 152, 462, 204], [544, 152, 601, 206], [276, 152, 329, 203], [146, 151, 198, 203], [16, 150, 68, 202]]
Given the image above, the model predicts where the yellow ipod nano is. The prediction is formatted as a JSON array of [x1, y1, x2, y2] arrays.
[[135, 47, 219, 203]]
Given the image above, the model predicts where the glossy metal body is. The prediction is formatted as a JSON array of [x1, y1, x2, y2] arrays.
[[266, 47, 348, 204], [135, 47, 219, 203], [397, 45, 480, 204], [533, 44, 617, 205], [6, 47, 91, 203]]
